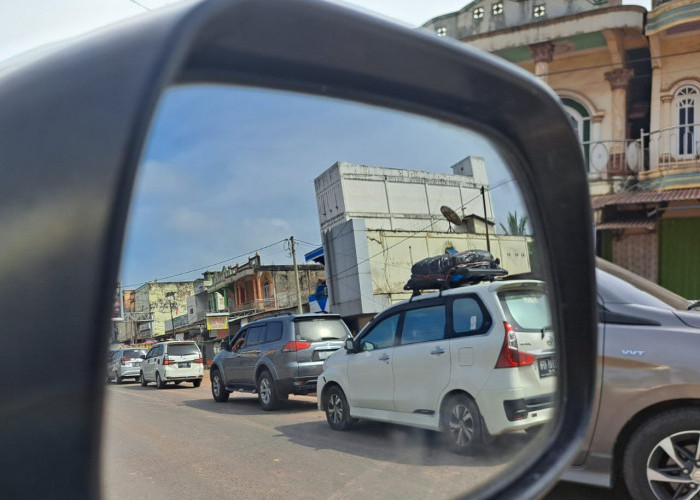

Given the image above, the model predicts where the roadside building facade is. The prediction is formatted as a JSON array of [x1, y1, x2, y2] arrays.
[[424, 0, 700, 298], [133, 281, 195, 340], [206, 254, 326, 337]]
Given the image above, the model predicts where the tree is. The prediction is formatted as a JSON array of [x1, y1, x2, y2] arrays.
[[499, 211, 529, 236]]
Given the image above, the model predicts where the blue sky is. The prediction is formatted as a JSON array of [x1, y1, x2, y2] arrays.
[[120, 86, 525, 287]]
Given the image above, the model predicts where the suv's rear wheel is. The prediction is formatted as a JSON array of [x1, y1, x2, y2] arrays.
[[156, 372, 166, 389], [623, 408, 700, 500], [442, 394, 483, 454], [211, 370, 230, 402], [257, 370, 281, 411], [325, 386, 356, 431], [114, 373, 122, 384], [192, 379, 201, 388]]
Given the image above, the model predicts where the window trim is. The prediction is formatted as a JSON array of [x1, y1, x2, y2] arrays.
[[674, 84, 699, 159], [397, 303, 448, 346], [448, 294, 493, 338]]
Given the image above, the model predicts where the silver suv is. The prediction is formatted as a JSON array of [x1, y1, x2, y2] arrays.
[[107, 348, 147, 384], [210, 313, 350, 410]]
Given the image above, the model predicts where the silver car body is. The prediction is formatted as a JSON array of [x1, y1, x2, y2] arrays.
[[564, 259, 700, 490]]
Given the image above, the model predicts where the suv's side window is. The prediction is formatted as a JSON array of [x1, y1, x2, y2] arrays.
[[244, 326, 265, 347], [264, 322, 283, 343], [452, 297, 490, 336], [360, 314, 399, 351], [400, 304, 446, 345]]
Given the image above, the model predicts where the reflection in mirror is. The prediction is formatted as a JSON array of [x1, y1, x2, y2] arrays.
[[104, 85, 557, 498]]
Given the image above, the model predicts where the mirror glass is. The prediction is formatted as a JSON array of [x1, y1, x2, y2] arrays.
[[104, 85, 557, 497]]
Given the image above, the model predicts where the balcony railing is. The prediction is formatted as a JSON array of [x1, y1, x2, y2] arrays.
[[582, 138, 642, 177], [583, 123, 700, 178], [644, 123, 700, 170], [230, 298, 276, 313]]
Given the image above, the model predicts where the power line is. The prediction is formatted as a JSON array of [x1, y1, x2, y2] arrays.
[[122, 178, 514, 292], [123, 239, 286, 289], [322, 178, 515, 285], [296, 238, 322, 248]]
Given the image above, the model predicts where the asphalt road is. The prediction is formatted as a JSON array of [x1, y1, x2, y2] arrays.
[[101, 376, 628, 499]]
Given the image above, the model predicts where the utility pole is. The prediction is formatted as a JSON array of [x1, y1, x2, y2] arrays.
[[166, 291, 175, 337], [481, 186, 491, 252], [289, 236, 303, 314]]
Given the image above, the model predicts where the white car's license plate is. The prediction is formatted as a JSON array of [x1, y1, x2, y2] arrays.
[[316, 350, 334, 360], [538, 356, 556, 378], [178, 362, 190, 368]]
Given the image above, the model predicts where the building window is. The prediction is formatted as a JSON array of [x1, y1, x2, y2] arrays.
[[473, 7, 484, 19], [492, 3, 504, 15], [533, 4, 546, 18], [675, 85, 699, 158], [263, 281, 271, 299], [562, 98, 591, 171], [436, 26, 447, 36]]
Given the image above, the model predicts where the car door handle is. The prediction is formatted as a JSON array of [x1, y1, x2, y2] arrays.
[[378, 354, 390, 361], [430, 348, 446, 355]]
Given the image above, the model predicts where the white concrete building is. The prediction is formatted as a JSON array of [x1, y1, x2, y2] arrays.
[[314, 160, 532, 331]]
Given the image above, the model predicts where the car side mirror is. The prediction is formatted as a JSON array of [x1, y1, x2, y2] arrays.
[[344, 338, 356, 353], [0, 1, 596, 498], [140, 355, 145, 360], [220, 339, 231, 352]]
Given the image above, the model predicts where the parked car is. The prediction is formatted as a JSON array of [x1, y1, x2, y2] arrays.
[[139, 341, 204, 388], [563, 258, 700, 499], [107, 348, 147, 384], [210, 313, 351, 410], [317, 279, 556, 454]]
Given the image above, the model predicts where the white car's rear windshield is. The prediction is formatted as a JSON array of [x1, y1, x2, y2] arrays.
[[167, 344, 199, 356], [498, 289, 551, 332], [122, 349, 146, 358]]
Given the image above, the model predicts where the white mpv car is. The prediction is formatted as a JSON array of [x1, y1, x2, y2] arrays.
[[317, 280, 556, 453], [140, 341, 204, 388]]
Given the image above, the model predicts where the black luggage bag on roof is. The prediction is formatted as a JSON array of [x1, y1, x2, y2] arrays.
[[404, 249, 507, 291]]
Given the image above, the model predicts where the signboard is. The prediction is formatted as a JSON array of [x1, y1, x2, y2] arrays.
[[206, 315, 228, 330], [112, 283, 123, 321]]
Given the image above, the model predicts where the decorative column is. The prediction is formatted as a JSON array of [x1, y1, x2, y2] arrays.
[[530, 42, 555, 84], [659, 94, 674, 166], [605, 67, 634, 173]]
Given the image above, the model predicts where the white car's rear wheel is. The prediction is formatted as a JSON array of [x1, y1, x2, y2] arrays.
[[442, 394, 482, 454], [156, 372, 166, 389]]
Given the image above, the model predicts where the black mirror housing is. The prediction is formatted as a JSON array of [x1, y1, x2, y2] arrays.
[[0, 1, 596, 499]]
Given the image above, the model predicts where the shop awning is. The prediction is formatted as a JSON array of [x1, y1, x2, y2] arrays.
[[592, 188, 700, 210]]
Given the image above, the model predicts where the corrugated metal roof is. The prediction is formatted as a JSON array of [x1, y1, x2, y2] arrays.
[[596, 219, 656, 230], [592, 188, 700, 210]]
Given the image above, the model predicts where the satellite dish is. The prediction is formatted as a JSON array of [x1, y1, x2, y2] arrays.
[[440, 205, 463, 226], [626, 141, 641, 171], [590, 143, 609, 173]]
